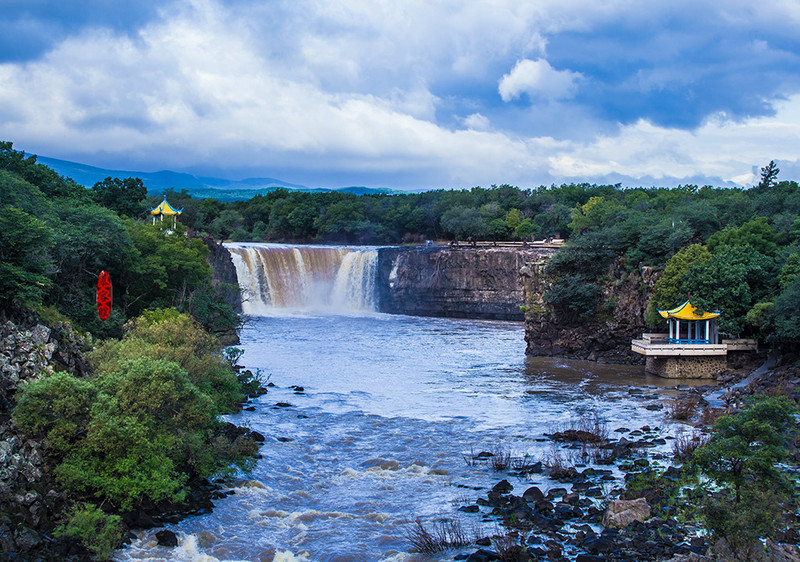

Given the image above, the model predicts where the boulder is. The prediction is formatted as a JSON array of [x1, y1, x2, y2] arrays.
[[522, 486, 544, 503], [155, 529, 179, 547], [602, 497, 651, 529]]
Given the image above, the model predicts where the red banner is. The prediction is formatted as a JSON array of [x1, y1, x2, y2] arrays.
[[97, 270, 112, 321]]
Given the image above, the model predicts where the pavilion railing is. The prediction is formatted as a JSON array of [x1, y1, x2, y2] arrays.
[[668, 338, 711, 345]]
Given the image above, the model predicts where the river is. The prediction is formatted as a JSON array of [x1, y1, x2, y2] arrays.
[[119, 244, 688, 562], [120, 312, 691, 562]]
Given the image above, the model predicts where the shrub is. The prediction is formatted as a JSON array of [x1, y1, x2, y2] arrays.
[[54, 503, 122, 561], [92, 310, 244, 412], [15, 313, 257, 511], [13, 371, 97, 455]]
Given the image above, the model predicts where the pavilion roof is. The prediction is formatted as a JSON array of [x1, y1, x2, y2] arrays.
[[658, 300, 721, 321], [150, 197, 183, 216]]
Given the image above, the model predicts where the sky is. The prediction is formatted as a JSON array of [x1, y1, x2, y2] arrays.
[[1, 0, 800, 191]]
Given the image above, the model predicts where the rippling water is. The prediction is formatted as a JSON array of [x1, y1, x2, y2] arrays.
[[120, 313, 691, 562]]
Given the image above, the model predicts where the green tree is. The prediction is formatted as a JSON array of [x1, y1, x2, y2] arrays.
[[779, 254, 800, 290], [92, 177, 148, 218], [568, 196, 625, 234], [691, 396, 797, 558], [514, 218, 539, 240], [505, 208, 523, 231], [682, 246, 776, 334], [440, 206, 485, 243], [757, 160, 780, 189], [0, 205, 53, 307], [645, 244, 712, 326], [486, 218, 510, 242], [769, 277, 800, 346], [707, 217, 778, 256]]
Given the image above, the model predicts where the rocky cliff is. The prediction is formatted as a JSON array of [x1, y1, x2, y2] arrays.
[[521, 260, 658, 363], [377, 246, 558, 320], [205, 236, 242, 313], [0, 310, 91, 557]]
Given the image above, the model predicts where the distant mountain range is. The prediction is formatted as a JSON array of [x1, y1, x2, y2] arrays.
[[37, 156, 404, 201]]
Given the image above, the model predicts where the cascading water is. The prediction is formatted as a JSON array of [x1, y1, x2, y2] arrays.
[[226, 243, 379, 315]]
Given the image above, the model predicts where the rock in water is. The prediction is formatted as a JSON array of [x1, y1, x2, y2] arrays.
[[602, 497, 651, 529], [155, 530, 178, 547]]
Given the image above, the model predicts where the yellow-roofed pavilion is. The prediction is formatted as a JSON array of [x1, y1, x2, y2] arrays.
[[150, 196, 183, 228], [657, 300, 720, 344]]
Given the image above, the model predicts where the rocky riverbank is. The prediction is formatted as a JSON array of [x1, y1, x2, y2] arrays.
[[0, 311, 267, 560], [521, 260, 657, 364], [449, 358, 800, 562]]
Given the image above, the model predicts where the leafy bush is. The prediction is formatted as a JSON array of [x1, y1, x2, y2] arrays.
[[92, 310, 243, 412], [54, 503, 122, 561], [14, 311, 256, 511], [544, 274, 601, 321], [14, 371, 97, 455]]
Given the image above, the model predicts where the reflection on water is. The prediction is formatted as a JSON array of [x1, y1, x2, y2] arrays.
[[119, 313, 699, 562]]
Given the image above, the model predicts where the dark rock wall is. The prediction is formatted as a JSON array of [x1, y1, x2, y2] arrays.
[[0, 314, 90, 556], [205, 237, 242, 312], [377, 246, 557, 320], [521, 261, 659, 363]]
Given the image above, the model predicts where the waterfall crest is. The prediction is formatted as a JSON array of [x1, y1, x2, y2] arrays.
[[226, 243, 379, 315]]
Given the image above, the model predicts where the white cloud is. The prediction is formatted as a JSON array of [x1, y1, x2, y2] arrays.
[[498, 59, 582, 102], [547, 95, 800, 185], [1, 0, 800, 189], [463, 113, 490, 131]]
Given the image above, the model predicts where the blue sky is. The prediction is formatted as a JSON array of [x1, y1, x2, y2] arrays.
[[1, 0, 800, 190]]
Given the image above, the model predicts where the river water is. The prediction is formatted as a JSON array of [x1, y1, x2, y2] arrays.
[[119, 310, 690, 562]]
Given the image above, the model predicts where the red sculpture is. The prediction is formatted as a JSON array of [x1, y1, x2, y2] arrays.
[[97, 270, 112, 321]]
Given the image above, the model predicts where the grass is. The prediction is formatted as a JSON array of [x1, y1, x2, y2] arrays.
[[492, 531, 527, 561], [490, 446, 513, 471], [549, 409, 609, 444], [542, 443, 580, 479], [673, 431, 709, 462], [406, 518, 472, 553], [668, 395, 698, 421]]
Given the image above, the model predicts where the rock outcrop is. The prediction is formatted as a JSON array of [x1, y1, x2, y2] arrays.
[[377, 246, 558, 320], [521, 260, 659, 363], [204, 236, 242, 313], [0, 312, 90, 557]]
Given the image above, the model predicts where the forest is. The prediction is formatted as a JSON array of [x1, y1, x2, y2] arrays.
[[2, 140, 800, 348], [159, 160, 800, 349]]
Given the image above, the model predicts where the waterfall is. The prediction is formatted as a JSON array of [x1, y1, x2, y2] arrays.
[[226, 243, 379, 315]]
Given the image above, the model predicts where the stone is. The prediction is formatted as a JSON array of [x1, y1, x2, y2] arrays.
[[465, 548, 501, 561], [531, 513, 563, 531], [603, 497, 651, 529], [491, 479, 513, 495], [582, 536, 615, 554], [522, 486, 544, 503], [763, 539, 800, 562], [545, 487, 567, 499], [155, 529, 179, 547]]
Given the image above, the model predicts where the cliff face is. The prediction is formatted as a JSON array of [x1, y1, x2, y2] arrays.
[[0, 311, 90, 556], [377, 246, 558, 320], [205, 237, 242, 313], [521, 260, 659, 363]]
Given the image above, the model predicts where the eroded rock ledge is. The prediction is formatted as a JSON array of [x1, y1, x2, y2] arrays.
[[377, 246, 558, 320], [521, 261, 659, 364]]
